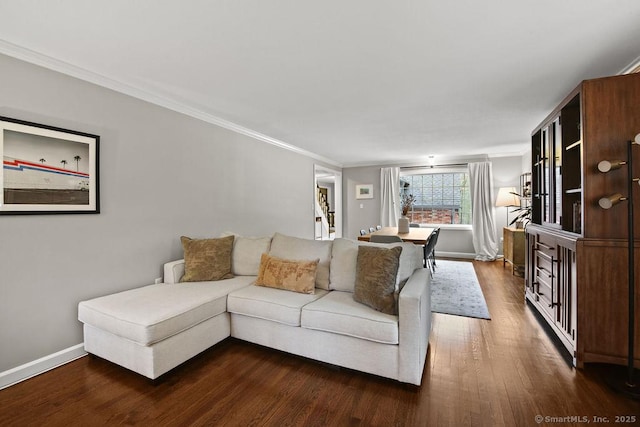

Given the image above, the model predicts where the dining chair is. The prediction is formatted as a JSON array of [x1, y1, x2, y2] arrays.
[[359, 229, 367, 236], [369, 227, 376, 233], [429, 227, 441, 269], [370, 235, 403, 243], [376, 225, 382, 230], [424, 228, 441, 275], [423, 233, 436, 276]]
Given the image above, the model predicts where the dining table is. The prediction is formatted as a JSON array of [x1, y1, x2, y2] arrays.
[[358, 226, 435, 245]]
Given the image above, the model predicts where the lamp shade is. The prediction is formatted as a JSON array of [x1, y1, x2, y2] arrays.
[[496, 187, 519, 207]]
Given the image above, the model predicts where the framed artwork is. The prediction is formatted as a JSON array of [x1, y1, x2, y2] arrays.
[[355, 184, 373, 199], [0, 116, 100, 214]]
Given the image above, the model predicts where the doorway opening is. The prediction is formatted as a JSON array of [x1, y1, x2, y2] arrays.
[[314, 165, 342, 240]]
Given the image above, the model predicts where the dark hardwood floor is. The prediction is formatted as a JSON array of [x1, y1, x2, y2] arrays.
[[1, 260, 638, 426]]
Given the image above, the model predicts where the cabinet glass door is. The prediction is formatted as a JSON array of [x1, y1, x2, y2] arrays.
[[553, 118, 562, 225], [531, 131, 542, 225], [541, 120, 561, 227], [542, 127, 550, 223]]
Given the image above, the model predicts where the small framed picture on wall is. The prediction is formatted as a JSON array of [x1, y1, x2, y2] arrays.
[[355, 184, 373, 199]]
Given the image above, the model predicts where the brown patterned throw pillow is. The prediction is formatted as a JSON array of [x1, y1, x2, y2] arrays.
[[353, 245, 403, 315], [255, 253, 319, 294], [180, 235, 235, 282]]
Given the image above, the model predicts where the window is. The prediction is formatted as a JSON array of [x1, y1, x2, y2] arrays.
[[400, 170, 472, 225]]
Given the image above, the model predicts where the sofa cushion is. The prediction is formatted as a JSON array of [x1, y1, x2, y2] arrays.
[[329, 238, 421, 293], [227, 284, 328, 326], [255, 253, 319, 294], [221, 232, 272, 276], [78, 276, 255, 345], [269, 233, 332, 290], [301, 290, 399, 344], [353, 246, 402, 315], [180, 235, 234, 282]]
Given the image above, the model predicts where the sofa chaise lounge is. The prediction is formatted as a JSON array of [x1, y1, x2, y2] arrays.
[[78, 233, 432, 385]]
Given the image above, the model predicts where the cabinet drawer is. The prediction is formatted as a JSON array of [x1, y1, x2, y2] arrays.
[[535, 251, 555, 275], [533, 278, 555, 319], [533, 234, 556, 257], [537, 283, 552, 301]]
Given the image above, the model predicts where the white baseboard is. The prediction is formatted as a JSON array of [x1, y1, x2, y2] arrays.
[[438, 251, 477, 260], [0, 344, 86, 390]]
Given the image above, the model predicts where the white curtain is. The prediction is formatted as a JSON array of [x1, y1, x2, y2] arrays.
[[468, 162, 498, 261], [380, 167, 400, 227]]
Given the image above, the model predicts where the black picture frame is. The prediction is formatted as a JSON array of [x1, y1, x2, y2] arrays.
[[0, 116, 100, 214]]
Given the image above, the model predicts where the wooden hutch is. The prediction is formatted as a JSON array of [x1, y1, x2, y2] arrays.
[[526, 73, 640, 368]]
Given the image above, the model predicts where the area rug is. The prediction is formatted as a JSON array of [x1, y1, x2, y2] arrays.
[[430, 260, 491, 320]]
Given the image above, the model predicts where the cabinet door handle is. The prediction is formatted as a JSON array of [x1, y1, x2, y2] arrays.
[[550, 259, 554, 303], [549, 258, 559, 308]]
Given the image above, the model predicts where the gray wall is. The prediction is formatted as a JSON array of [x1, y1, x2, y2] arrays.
[[343, 166, 380, 237], [0, 54, 324, 372], [342, 155, 525, 256]]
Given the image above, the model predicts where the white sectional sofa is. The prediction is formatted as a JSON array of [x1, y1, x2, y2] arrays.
[[78, 233, 432, 385]]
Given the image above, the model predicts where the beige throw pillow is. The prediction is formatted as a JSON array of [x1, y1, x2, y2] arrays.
[[255, 253, 319, 294], [180, 235, 235, 282], [353, 245, 403, 315]]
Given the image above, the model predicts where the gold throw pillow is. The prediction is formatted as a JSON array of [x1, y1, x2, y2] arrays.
[[255, 253, 319, 294], [180, 235, 235, 282]]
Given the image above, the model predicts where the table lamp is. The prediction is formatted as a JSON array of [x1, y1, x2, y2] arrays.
[[495, 187, 520, 226]]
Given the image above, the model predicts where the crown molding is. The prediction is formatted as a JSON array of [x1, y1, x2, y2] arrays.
[[620, 54, 640, 75], [0, 39, 342, 168]]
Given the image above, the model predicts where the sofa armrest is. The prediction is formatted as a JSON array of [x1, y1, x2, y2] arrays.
[[397, 268, 431, 385], [163, 259, 185, 284]]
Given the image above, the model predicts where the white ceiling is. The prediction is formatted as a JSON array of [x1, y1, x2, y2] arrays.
[[1, 1, 639, 167]]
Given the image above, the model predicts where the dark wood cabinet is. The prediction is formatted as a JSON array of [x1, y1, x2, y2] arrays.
[[526, 225, 577, 363], [526, 73, 640, 368]]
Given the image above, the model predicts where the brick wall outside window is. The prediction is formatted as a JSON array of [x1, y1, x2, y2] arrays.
[[408, 209, 461, 225]]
